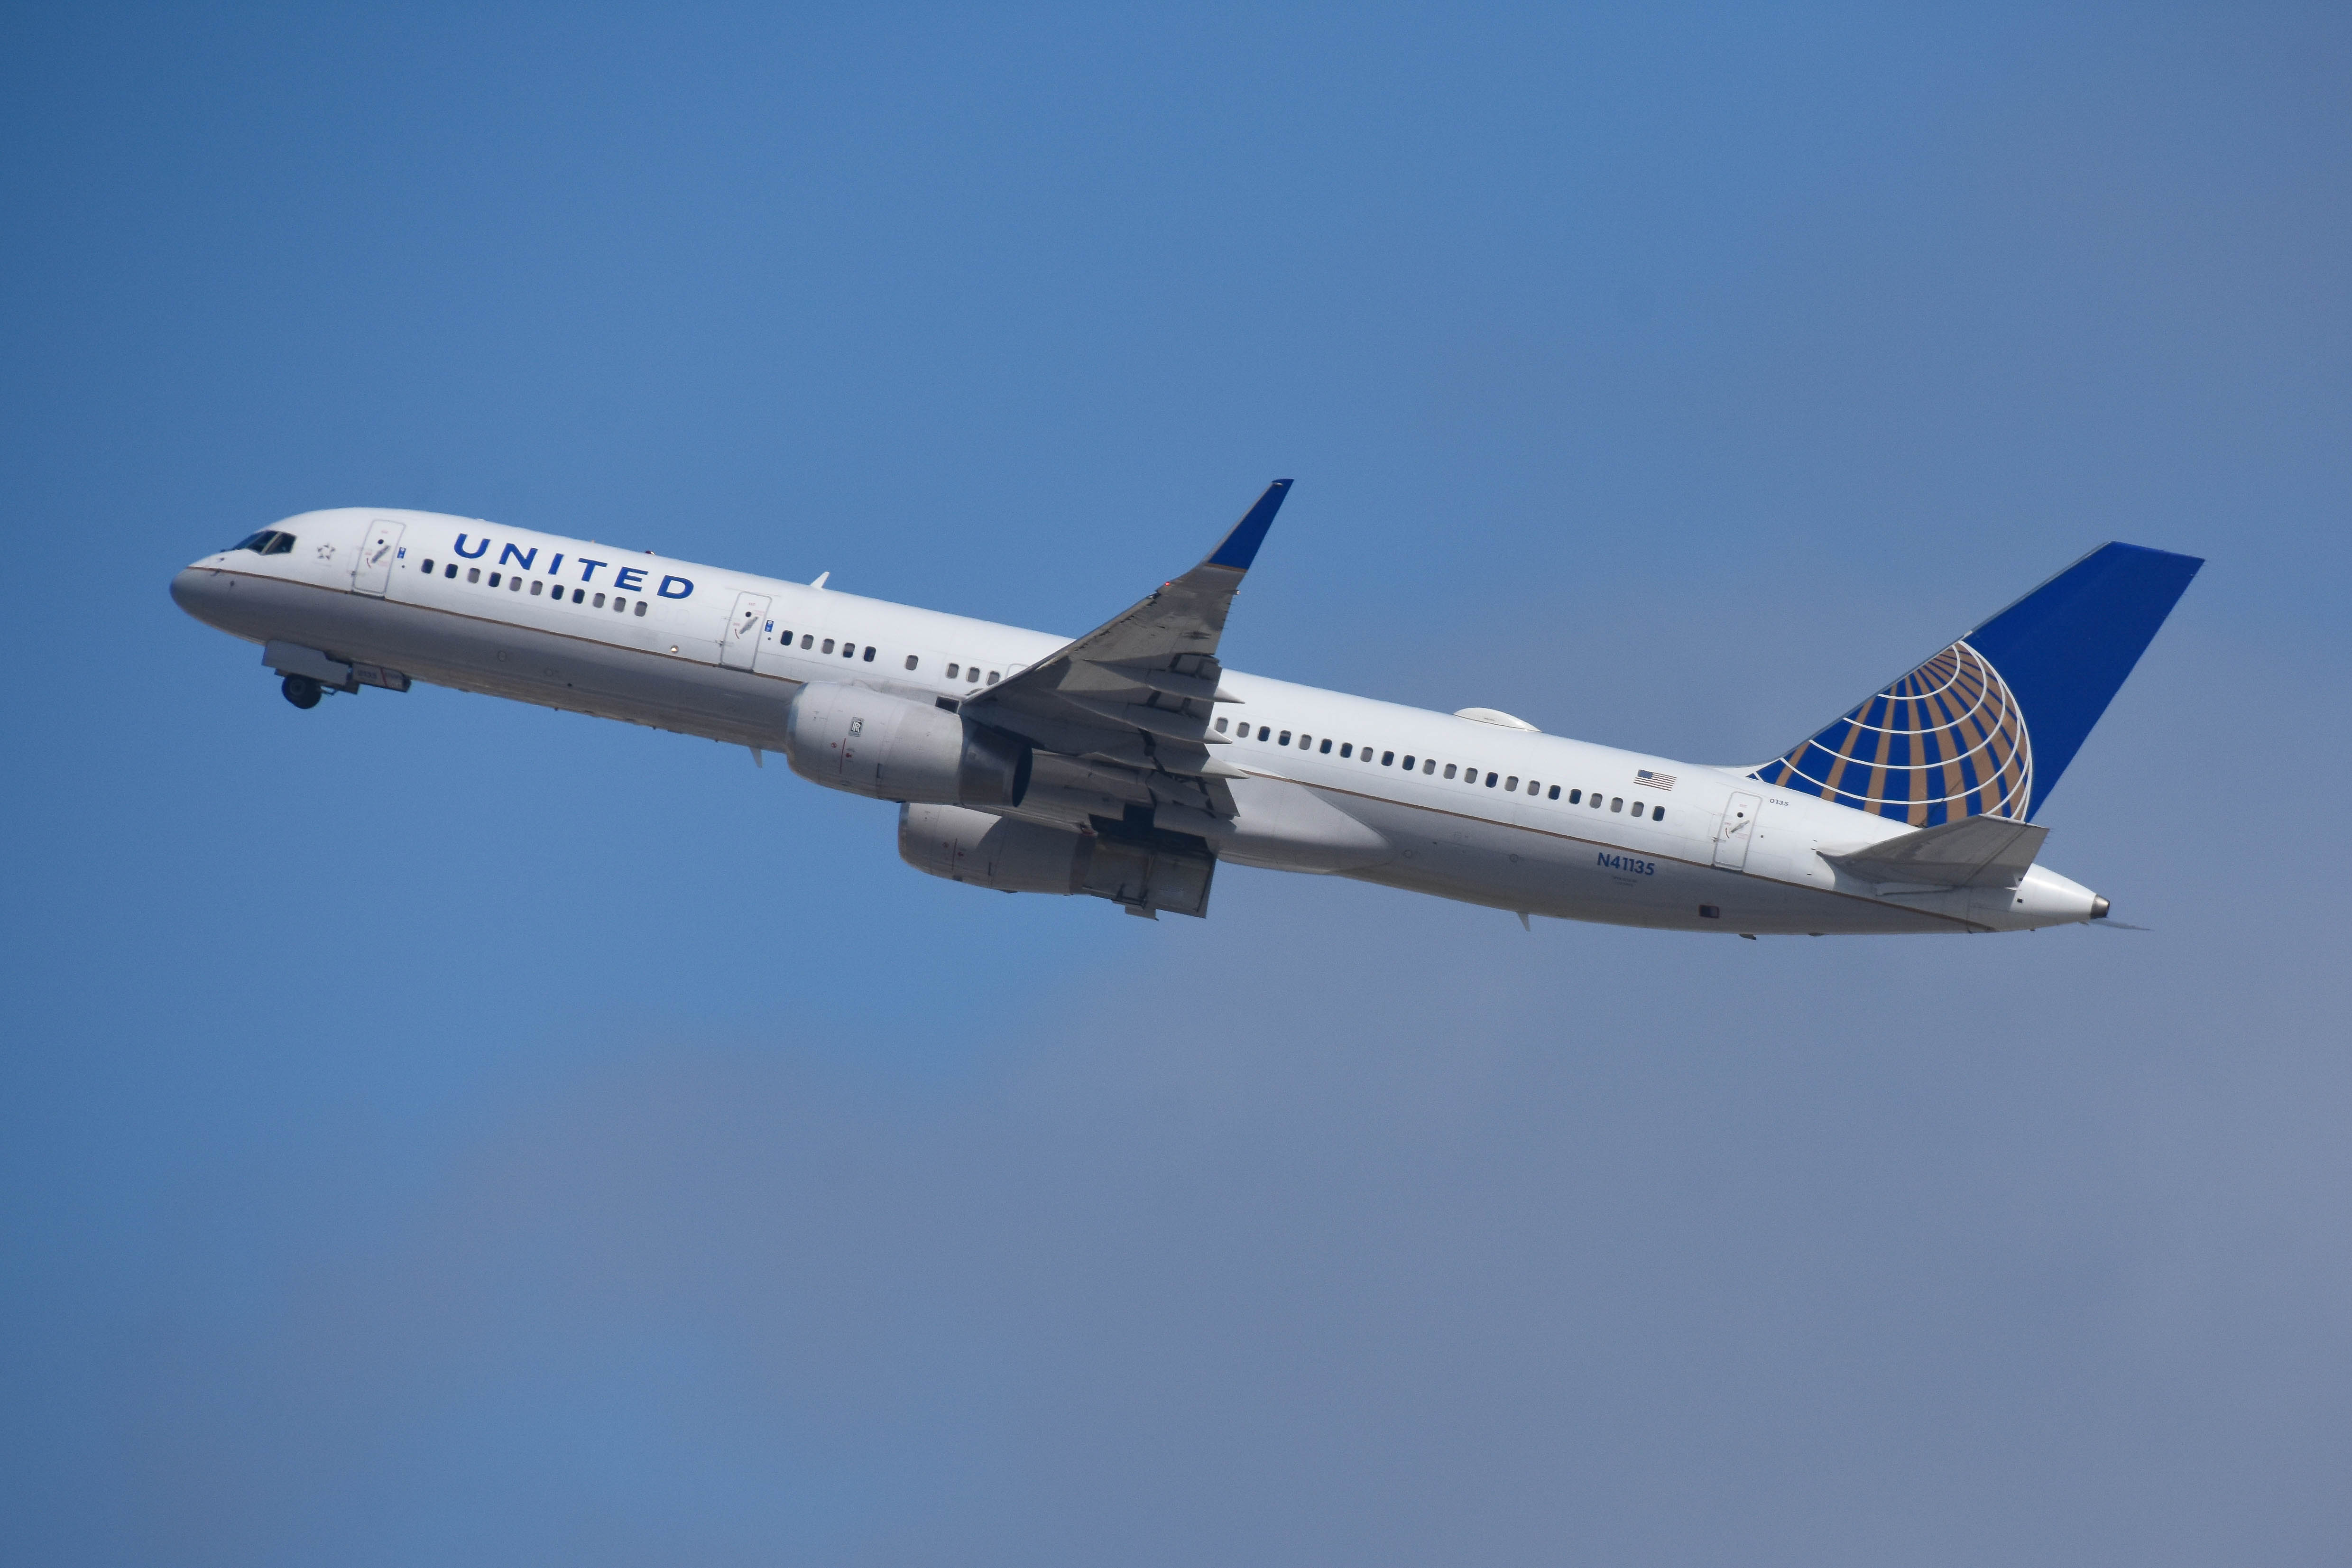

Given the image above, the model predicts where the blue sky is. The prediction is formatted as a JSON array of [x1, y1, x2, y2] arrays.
[[3, 6, 2347, 1563]]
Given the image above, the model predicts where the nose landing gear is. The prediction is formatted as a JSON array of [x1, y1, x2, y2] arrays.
[[281, 673, 324, 710]]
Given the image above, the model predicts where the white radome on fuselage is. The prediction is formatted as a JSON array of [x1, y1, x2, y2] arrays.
[[170, 506, 2107, 935]]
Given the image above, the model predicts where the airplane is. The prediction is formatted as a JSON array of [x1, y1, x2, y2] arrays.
[[169, 482, 2200, 934]]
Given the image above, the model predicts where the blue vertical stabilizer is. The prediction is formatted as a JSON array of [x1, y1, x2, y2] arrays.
[[1755, 542, 2202, 823]]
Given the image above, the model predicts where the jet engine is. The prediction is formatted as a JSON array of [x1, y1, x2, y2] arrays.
[[783, 683, 1031, 807], [897, 803, 1216, 918]]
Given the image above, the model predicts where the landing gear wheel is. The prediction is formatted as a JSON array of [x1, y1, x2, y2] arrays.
[[281, 673, 323, 710]]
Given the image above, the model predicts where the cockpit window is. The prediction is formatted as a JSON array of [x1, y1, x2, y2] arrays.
[[261, 532, 295, 554], [231, 530, 298, 555]]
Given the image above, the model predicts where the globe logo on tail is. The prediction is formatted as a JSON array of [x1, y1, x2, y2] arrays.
[[1753, 640, 2032, 826]]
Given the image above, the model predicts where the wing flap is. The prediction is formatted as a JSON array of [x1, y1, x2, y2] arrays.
[[1057, 693, 1229, 743]]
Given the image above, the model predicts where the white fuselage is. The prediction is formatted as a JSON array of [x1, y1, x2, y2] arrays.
[[170, 508, 2103, 935]]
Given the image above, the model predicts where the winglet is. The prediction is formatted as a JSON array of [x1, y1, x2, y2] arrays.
[[1203, 480, 1292, 572]]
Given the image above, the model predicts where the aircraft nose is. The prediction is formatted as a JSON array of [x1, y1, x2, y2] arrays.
[[170, 563, 234, 627]]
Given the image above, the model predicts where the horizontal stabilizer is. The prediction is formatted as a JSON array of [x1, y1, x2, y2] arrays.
[[1820, 815, 2048, 890]]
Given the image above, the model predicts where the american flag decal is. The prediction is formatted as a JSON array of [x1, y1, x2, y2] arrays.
[[1636, 770, 1676, 790]]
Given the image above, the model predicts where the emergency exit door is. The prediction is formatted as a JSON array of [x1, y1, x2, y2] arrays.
[[721, 592, 771, 670], [1713, 792, 1761, 871]]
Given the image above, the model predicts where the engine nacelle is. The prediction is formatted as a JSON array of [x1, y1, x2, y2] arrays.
[[783, 683, 1030, 806], [898, 803, 1089, 895], [897, 803, 1216, 918]]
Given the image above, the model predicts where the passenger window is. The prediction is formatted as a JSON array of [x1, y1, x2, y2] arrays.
[[821, 639, 834, 654], [778, 630, 792, 644], [1319, 738, 1332, 754], [1631, 801, 1644, 817], [801, 635, 813, 649], [842, 643, 855, 658], [1590, 793, 1602, 808], [1653, 807, 1666, 823], [1569, 789, 1581, 804], [1381, 751, 1394, 766], [1339, 743, 1352, 758], [634, 601, 647, 617], [530, 581, 542, 596], [1504, 775, 1517, 790], [1298, 734, 1311, 749], [1279, 731, 1291, 746], [864, 647, 877, 662], [1422, 759, 1435, 774], [593, 592, 606, 608], [1443, 764, 1456, 779], [489, 572, 501, 587], [1610, 797, 1623, 812], [613, 597, 627, 611], [512, 577, 524, 591], [1215, 717, 1228, 733], [1548, 785, 1560, 800], [904, 654, 918, 670], [1482, 772, 1494, 787], [1526, 779, 1539, 794], [987, 672, 999, 684], [1258, 726, 1271, 741], [422, 558, 436, 574], [967, 667, 981, 683], [465, 568, 478, 583], [573, 588, 586, 603], [947, 663, 959, 678]]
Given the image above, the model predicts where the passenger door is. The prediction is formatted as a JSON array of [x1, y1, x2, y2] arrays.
[[353, 519, 404, 597], [721, 592, 771, 671], [1713, 791, 1761, 871]]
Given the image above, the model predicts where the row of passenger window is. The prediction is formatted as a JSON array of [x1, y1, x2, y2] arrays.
[[408, 559, 1654, 818], [777, 630, 880, 663], [1215, 716, 1666, 821], [422, 560, 1008, 682], [765, 630, 1002, 685], [407, 559, 1651, 818], [423, 558, 650, 616]]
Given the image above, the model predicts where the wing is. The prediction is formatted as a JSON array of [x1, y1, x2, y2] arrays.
[[959, 480, 1290, 808]]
